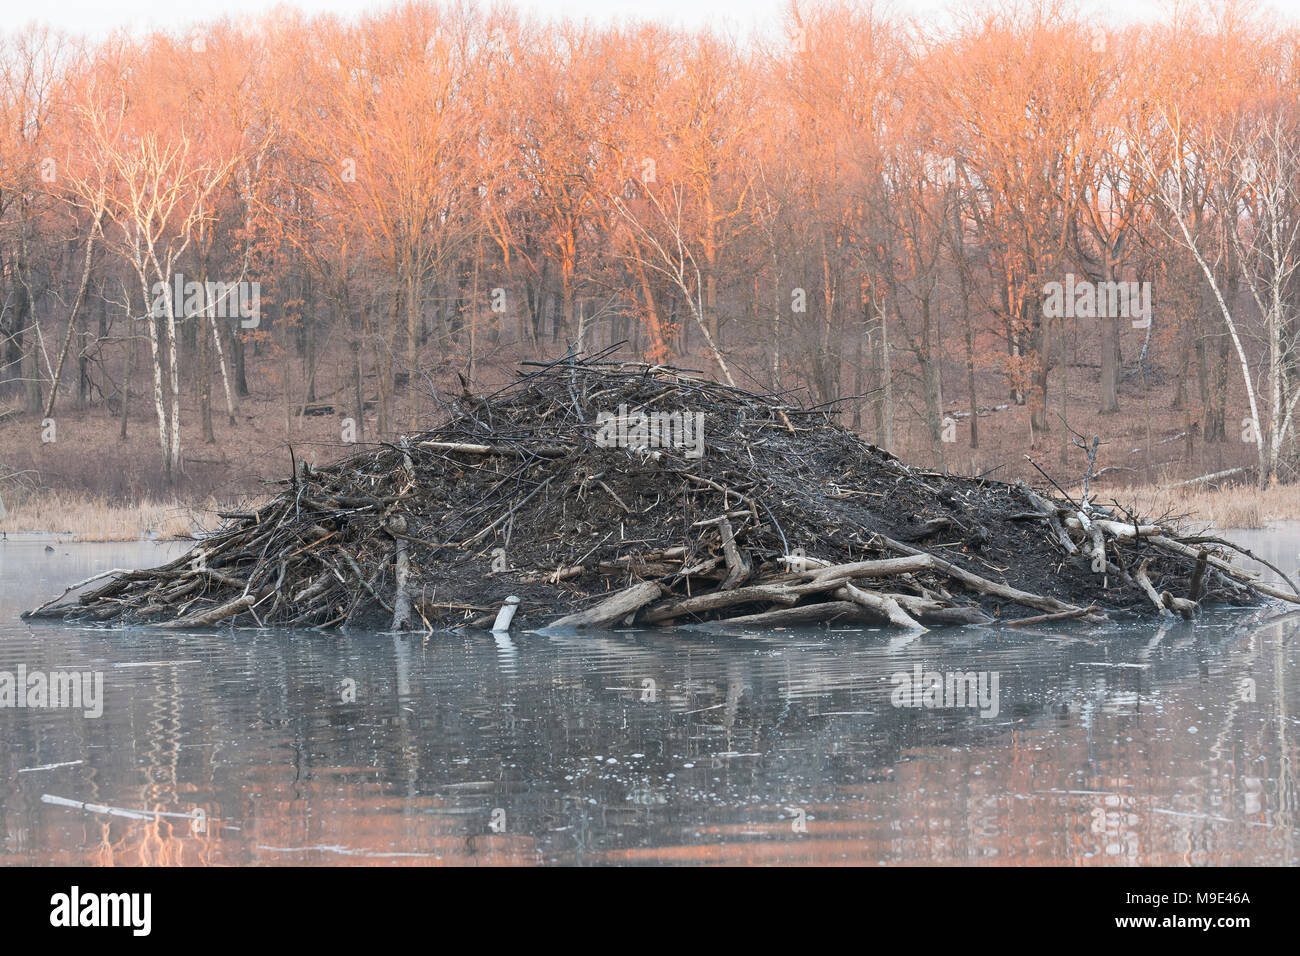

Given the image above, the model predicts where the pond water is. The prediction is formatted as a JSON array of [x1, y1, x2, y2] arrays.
[[1, 533, 1297, 866]]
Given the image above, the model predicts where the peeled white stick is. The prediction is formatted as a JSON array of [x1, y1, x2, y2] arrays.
[[493, 596, 521, 632], [1064, 516, 1159, 538]]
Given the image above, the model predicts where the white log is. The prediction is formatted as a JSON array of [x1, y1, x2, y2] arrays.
[[1064, 516, 1159, 537], [161, 594, 255, 629], [1159, 467, 1248, 489], [833, 582, 926, 631], [492, 595, 521, 632], [548, 582, 662, 629], [1134, 559, 1173, 617]]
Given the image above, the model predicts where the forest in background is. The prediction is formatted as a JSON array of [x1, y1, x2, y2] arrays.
[[2, 0, 1299, 516]]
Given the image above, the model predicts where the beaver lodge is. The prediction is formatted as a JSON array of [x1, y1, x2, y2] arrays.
[[24, 349, 1300, 633]]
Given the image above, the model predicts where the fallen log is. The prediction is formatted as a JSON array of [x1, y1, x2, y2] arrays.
[[1175, 534, 1300, 597], [1064, 516, 1160, 538], [872, 534, 1103, 620], [1160, 467, 1248, 489], [716, 517, 753, 590], [1016, 480, 1077, 555], [833, 582, 925, 631], [641, 581, 806, 623], [545, 581, 664, 629], [692, 601, 874, 629], [160, 594, 255, 629], [1148, 535, 1300, 604], [798, 554, 934, 584], [25, 568, 139, 618], [1134, 558, 1173, 618], [1161, 590, 1198, 619], [1003, 605, 1099, 628], [420, 440, 572, 457]]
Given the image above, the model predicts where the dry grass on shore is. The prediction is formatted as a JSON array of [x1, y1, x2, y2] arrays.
[[3, 483, 1299, 541], [0, 493, 224, 541], [1090, 483, 1300, 530]]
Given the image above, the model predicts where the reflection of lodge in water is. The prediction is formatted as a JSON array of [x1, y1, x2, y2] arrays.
[[1, 608, 1296, 865]]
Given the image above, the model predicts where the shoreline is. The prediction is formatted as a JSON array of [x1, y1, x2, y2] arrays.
[[2, 483, 1296, 541], [0, 494, 235, 542], [1082, 483, 1300, 531]]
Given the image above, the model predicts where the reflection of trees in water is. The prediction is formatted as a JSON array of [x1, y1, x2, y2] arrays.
[[2, 611, 1298, 864]]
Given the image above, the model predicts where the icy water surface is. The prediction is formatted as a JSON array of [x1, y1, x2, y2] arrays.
[[1, 535, 1298, 865]]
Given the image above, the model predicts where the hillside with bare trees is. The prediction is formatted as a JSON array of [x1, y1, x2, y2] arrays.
[[2, 0, 1299, 527]]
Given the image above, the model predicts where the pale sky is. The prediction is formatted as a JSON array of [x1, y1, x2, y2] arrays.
[[8, 0, 1296, 38], [13, 0, 786, 36]]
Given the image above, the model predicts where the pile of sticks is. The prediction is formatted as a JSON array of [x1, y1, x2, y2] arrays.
[[24, 349, 1296, 632]]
